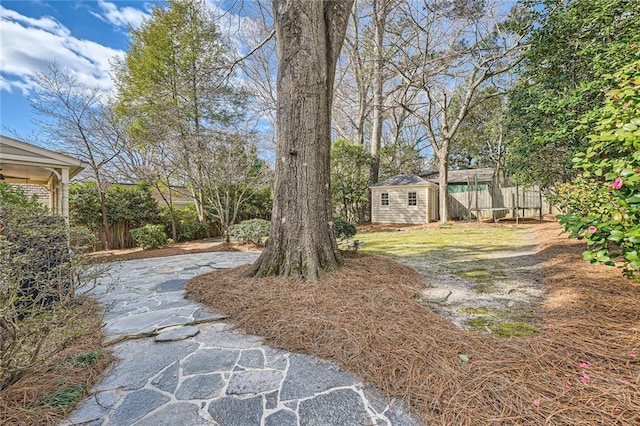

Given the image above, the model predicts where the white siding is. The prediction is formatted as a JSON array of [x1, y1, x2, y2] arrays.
[[372, 186, 434, 224]]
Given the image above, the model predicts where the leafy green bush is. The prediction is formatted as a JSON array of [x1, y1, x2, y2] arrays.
[[229, 219, 270, 245], [333, 216, 357, 240], [130, 224, 169, 249], [105, 183, 161, 228], [68, 225, 98, 253], [69, 182, 102, 230], [236, 187, 273, 222], [557, 57, 640, 278], [70, 182, 163, 249], [161, 205, 207, 242]]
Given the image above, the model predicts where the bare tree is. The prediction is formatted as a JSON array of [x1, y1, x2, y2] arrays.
[[194, 132, 272, 243], [112, 132, 184, 241], [246, 0, 354, 281], [333, 2, 373, 146], [391, 0, 526, 222], [369, 0, 399, 184], [30, 62, 126, 249], [332, 0, 399, 183]]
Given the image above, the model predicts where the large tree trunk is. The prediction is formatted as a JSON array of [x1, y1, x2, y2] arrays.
[[246, 0, 353, 281]]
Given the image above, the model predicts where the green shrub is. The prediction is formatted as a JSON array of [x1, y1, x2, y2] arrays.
[[72, 349, 104, 368], [106, 183, 161, 228], [68, 225, 98, 253], [43, 384, 88, 410], [333, 216, 356, 240], [130, 224, 169, 249], [229, 219, 270, 245], [557, 58, 640, 278], [0, 183, 104, 391], [161, 205, 207, 242]]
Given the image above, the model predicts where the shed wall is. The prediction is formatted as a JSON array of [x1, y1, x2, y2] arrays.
[[371, 187, 431, 224]]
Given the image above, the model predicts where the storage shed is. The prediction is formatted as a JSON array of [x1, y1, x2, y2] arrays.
[[370, 174, 439, 224]]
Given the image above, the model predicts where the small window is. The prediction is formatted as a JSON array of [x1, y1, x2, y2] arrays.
[[408, 192, 417, 206], [381, 192, 389, 206]]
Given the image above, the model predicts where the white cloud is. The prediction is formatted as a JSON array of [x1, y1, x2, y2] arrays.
[[91, 0, 149, 29], [0, 5, 124, 94]]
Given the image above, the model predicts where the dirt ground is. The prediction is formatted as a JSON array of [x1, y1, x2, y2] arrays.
[[391, 222, 543, 333], [187, 220, 640, 425]]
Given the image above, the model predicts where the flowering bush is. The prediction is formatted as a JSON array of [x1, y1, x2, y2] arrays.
[[557, 56, 640, 278]]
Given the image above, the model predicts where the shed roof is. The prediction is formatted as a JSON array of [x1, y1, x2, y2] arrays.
[[370, 174, 434, 187], [422, 167, 495, 184]]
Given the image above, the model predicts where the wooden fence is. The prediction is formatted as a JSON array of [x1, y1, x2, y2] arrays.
[[448, 185, 557, 221], [93, 223, 136, 250]]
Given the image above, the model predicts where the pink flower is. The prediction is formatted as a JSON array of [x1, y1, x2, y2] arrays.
[[579, 361, 591, 369], [611, 177, 624, 190], [614, 407, 621, 413], [533, 399, 540, 407], [580, 372, 591, 384], [588, 226, 597, 234], [629, 352, 637, 358]]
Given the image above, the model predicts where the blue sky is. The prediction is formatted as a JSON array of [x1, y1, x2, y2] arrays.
[[0, 0, 272, 151], [0, 1, 154, 147]]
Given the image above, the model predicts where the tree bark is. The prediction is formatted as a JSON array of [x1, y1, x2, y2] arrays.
[[246, 0, 353, 281], [369, 0, 386, 185], [436, 144, 450, 223]]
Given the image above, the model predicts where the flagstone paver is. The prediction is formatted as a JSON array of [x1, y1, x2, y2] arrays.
[[63, 252, 421, 425]]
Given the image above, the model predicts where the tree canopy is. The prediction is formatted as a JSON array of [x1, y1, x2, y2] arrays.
[[506, 0, 640, 187]]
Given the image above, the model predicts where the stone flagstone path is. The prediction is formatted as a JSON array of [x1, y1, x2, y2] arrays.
[[63, 252, 421, 426]]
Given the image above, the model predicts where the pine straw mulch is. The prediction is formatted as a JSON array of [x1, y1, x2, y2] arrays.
[[186, 222, 640, 425], [0, 297, 114, 426]]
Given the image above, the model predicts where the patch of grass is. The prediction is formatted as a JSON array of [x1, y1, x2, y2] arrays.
[[458, 306, 491, 315], [463, 317, 540, 338], [492, 321, 540, 338], [42, 384, 87, 411], [460, 268, 493, 283], [461, 306, 539, 338], [72, 350, 104, 368], [360, 225, 529, 257]]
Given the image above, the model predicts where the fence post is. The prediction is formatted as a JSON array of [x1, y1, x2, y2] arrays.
[[515, 184, 519, 225], [538, 187, 543, 221]]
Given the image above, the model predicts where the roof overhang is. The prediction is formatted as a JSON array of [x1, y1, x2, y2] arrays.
[[0, 135, 88, 184], [370, 182, 439, 190]]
